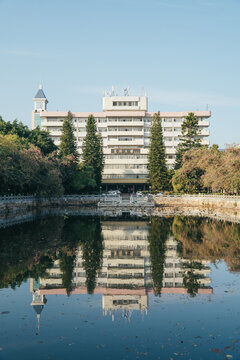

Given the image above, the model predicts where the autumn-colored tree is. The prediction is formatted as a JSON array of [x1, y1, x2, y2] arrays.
[[172, 215, 240, 272], [172, 145, 240, 194]]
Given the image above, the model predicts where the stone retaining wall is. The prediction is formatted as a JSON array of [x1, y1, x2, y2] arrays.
[[154, 195, 240, 218], [0, 196, 99, 219]]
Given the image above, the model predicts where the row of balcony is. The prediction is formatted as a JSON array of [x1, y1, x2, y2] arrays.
[[45, 128, 209, 138], [42, 119, 210, 127]]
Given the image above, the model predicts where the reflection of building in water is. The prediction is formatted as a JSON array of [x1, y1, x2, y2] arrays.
[[30, 221, 212, 322], [100, 221, 150, 317], [161, 235, 211, 292], [30, 278, 47, 330]]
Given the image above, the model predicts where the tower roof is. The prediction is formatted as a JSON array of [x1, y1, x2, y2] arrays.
[[33, 304, 44, 315], [34, 84, 47, 99]]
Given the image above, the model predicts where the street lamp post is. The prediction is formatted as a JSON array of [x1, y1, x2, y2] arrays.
[[100, 186, 102, 197]]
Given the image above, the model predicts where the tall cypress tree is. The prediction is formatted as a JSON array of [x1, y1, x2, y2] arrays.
[[149, 217, 173, 296], [80, 220, 103, 294], [174, 112, 201, 170], [59, 111, 77, 159], [148, 112, 168, 191], [82, 114, 104, 188], [59, 250, 76, 296]]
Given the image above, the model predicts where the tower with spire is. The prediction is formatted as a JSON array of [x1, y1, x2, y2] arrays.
[[32, 83, 48, 129]]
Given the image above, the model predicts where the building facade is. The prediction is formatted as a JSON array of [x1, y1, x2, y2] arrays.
[[32, 85, 211, 191]]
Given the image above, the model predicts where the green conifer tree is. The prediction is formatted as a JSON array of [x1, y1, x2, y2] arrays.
[[174, 112, 201, 170], [80, 220, 103, 294], [149, 217, 173, 296], [59, 111, 77, 158], [148, 112, 168, 191], [82, 114, 104, 188], [59, 250, 76, 296]]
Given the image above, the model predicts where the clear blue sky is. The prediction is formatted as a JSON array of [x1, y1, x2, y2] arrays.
[[0, 0, 239, 147]]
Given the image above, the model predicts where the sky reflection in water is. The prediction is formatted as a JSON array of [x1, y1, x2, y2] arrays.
[[0, 215, 240, 360]]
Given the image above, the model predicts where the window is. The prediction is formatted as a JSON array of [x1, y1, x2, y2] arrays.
[[104, 164, 148, 169], [110, 148, 140, 154], [105, 154, 146, 159], [103, 174, 148, 179], [118, 137, 132, 141], [112, 101, 138, 107]]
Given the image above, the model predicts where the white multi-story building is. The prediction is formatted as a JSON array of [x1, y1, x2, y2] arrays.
[[32, 85, 210, 191]]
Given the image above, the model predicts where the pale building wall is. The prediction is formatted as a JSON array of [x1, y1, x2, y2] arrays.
[[32, 89, 210, 185], [39, 107, 210, 185]]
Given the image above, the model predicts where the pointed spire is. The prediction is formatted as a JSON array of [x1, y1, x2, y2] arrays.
[[34, 83, 47, 100]]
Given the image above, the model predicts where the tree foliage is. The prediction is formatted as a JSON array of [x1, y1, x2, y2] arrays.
[[59, 111, 78, 159], [79, 219, 103, 294], [172, 215, 240, 272], [148, 112, 169, 191], [172, 145, 240, 194], [59, 155, 96, 194], [0, 116, 56, 155], [149, 217, 173, 296], [0, 135, 63, 195], [82, 114, 104, 188], [182, 261, 205, 297], [59, 250, 76, 296], [57, 112, 97, 193], [0, 216, 65, 289], [0, 132, 95, 195], [175, 112, 202, 170]]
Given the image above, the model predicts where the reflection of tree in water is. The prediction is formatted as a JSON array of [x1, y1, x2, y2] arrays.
[[0, 215, 103, 293], [173, 216, 204, 252], [172, 216, 240, 272], [55, 217, 103, 296], [182, 261, 205, 297], [59, 250, 76, 296], [0, 216, 64, 289], [30, 256, 54, 281], [2, 213, 240, 296], [79, 219, 103, 294], [149, 217, 173, 296]]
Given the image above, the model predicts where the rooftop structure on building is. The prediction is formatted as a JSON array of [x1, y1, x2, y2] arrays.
[[32, 85, 211, 191]]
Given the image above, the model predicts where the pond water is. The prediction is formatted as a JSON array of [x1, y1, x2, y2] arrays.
[[0, 214, 240, 360]]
